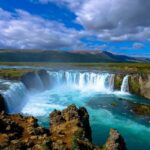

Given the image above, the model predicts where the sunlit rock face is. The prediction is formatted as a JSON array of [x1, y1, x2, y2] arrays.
[[0, 111, 51, 149], [50, 104, 126, 150], [128, 74, 150, 100], [0, 105, 126, 150]]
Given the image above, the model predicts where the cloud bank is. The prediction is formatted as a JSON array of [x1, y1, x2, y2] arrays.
[[0, 8, 83, 49], [41, 0, 150, 41]]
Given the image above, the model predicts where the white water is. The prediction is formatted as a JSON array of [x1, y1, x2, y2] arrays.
[[2, 82, 28, 113], [0, 72, 130, 113], [0, 71, 149, 150], [121, 75, 129, 93], [48, 71, 115, 93]]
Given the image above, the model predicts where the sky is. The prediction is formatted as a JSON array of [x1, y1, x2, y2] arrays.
[[0, 0, 150, 57]]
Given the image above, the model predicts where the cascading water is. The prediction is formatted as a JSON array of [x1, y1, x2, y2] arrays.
[[2, 82, 28, 113], [48, 71, 115, 92], [121, 75, 129, 93]]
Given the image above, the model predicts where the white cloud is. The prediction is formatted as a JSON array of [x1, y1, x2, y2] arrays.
[[0, 8, 83, 50], [39, 0, 150, 41]]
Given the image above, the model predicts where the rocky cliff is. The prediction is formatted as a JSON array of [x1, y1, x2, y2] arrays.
[[0, 105, 127, 150], [114, 73, 150, 100], [0, 94, 5, 112], [50, 104, 126, 150], [129, 74, 150, 99]]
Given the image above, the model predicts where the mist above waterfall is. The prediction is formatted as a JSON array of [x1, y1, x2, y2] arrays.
[[0, 70, 130, 114]]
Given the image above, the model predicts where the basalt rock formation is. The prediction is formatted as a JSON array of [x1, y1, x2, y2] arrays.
[[50, 104, 126, 150], [114, 73, 150, 100], [0, 94, 5, 112], [0, 104, 127, 150], [0, 111, 51, 149], [105, 129, 126, 150], [129, 74, 150, 100]]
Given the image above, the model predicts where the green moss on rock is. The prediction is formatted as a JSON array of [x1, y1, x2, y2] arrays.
[[128, 75, 141, 95], [114, 74, 124, 90], [132, 104, 150, 115]]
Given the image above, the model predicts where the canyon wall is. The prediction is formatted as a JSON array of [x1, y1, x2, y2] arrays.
[[114, 73, 150, 100]]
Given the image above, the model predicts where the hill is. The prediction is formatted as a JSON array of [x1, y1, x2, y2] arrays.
[[0, 49, 148, 63]]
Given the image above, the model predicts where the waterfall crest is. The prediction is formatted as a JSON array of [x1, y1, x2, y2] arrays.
[[48, 71, 115, 92], [121, 75, 129, 93]]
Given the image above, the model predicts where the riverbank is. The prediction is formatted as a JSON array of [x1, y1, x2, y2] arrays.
[[0, 62, 150, 74]]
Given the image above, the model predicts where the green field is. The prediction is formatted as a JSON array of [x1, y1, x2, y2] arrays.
[[0, 62, 150, 80], [0, 62, 150, 72]]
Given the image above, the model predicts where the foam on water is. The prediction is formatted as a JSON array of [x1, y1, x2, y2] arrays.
[[21, 87, 150, 150], [0, 71, 149, 150]]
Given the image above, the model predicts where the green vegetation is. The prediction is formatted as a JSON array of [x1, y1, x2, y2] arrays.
[[111, 101, 118, 107], [132, 104, 150, 115], [0, 69, 34, 80], [114, 74, 124, 90], [128, 76, 141, 95], [0, 62, 150, 73], [0, 49, 139, 63], [0, 62, 150, 81]]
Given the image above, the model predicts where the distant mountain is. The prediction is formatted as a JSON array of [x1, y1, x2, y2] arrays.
[[0, 49, 148, 63]]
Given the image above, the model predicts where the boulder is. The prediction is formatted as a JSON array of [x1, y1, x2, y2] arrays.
[[105, 129, 126, 150]]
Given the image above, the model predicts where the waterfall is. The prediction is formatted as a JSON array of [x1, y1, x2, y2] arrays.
[[2, 82, 28, 113], [121, 75, 129, 93], [48, 71, 115, 92]]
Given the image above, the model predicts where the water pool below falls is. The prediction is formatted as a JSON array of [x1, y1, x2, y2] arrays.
[[1, 70, 150, 150]]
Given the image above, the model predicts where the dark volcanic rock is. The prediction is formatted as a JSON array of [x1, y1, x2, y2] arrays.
[[0, 94, 5, 111]]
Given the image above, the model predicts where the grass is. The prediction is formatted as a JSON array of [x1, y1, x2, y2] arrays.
[[0, 62, 150, 80], [0, 62, 150, 73], [0, 69, 34, 80]]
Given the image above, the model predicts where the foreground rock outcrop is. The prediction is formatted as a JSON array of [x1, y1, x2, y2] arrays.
[[0, 105, 127, 150], [0, 111, 51, 149], [50, 104, 126, 150]]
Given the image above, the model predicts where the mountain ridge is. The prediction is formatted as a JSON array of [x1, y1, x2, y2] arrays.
[[0, 49, 149, 62]]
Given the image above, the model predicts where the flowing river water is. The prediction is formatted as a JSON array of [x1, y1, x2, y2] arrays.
[[0, 68, 150, 150]]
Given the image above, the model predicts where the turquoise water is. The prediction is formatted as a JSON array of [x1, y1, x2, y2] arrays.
[[21, 86, 150, 150], [1, 68, 150, 150]]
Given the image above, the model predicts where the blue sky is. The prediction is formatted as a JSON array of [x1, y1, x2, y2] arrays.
[[0, 0, 150, 57]]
